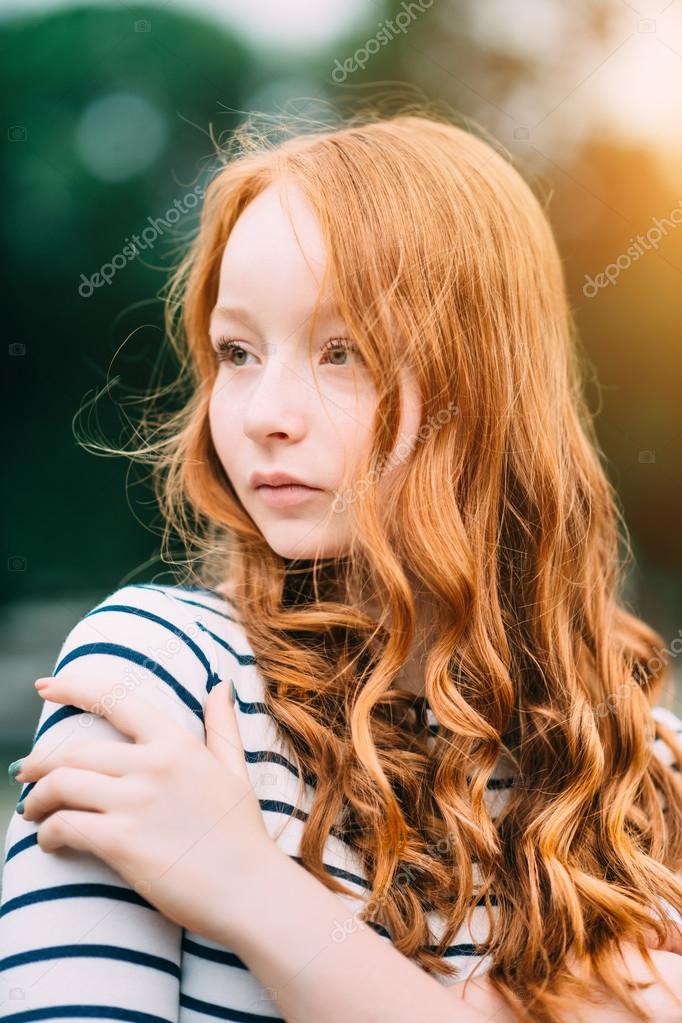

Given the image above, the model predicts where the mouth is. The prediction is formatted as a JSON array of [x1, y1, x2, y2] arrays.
[[256, 483, 319, 489], [255, 483, 323, 507]]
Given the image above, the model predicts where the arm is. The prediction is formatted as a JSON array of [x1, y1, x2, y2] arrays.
[[0, 583, 213, 1022], [211, 703, 682, 1023], [224, 842, 493, 1023], [223, 846, 682, 1023]]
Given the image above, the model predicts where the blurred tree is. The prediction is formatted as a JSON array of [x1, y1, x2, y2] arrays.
[[1, 4, 258, 600]]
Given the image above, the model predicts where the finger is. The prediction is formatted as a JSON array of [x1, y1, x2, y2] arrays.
[[16, 738, 140, 785], [21, 767, 122, 822], [204, 679, 250, 784], [35, 673, 182, 745], [37, 808, 114, 858]]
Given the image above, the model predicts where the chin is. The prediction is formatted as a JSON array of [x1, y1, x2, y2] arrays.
[[258, 524, 349, 563]]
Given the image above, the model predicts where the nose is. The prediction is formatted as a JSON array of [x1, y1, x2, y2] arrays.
[[242, 350, 309, 443]]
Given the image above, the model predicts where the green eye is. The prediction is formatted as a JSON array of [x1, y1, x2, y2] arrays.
[[320, 337, 363, 366], [213, 336, 364, 367], [214, 338, 251, 366]]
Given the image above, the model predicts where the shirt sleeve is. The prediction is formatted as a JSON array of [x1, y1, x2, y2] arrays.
[[0, 583, 221, 1023]]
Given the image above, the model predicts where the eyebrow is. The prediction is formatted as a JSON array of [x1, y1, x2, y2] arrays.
[[210, 300, 343, 330]]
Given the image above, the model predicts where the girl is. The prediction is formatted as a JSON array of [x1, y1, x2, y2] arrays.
[[2, 109, 682, 1023]]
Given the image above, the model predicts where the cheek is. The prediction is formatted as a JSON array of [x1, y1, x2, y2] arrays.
[[331, 417, 374, 490], [208, 384, 234, 466], [394, 375, 422, 459]]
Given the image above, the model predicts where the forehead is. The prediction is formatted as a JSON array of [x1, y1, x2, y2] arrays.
[[220, 182, 326, 272], [212, 182, 337, 323]]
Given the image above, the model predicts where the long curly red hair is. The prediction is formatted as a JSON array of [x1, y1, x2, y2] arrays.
[[104, 106, 682, 1022]]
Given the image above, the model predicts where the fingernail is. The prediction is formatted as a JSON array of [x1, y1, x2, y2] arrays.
[[15, 799, 25, 814], [8, 759, 24, 782]]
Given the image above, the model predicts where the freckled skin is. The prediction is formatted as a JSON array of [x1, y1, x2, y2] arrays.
[[207, 180, 422, 564]]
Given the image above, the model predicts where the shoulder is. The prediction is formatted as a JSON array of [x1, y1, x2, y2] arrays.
[[37, 582, 259, 744], [651, 704, 682, 772]]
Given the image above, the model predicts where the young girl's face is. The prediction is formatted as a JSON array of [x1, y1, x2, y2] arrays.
[[208, 180, 421, 560]]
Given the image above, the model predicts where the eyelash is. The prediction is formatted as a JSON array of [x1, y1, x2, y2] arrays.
[[213, 336, 363, 367]]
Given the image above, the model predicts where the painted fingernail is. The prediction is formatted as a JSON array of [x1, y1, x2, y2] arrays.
[[15, 799, 25, 814], [8, 759, 24, 782]]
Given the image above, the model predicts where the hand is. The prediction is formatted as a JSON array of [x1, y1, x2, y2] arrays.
[[14, 673, 277, 944], [449, 945, 682, 1023], [642, 919, 682, 955]]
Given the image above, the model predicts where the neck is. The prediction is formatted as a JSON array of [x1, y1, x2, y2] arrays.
[[370, 572, 438, 701]]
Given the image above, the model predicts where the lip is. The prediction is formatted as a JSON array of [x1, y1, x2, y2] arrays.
[[250, 470, 321, 489], [255, 483, 323, 508]]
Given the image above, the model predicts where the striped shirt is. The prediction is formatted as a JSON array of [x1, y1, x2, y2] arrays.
[[1, 582, 681, 1022]]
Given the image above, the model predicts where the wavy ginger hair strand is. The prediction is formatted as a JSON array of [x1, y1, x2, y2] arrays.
[[131, 110, 682, 1022]]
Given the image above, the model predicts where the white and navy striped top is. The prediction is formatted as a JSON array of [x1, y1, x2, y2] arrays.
[[1, 582, 681, 1022]]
